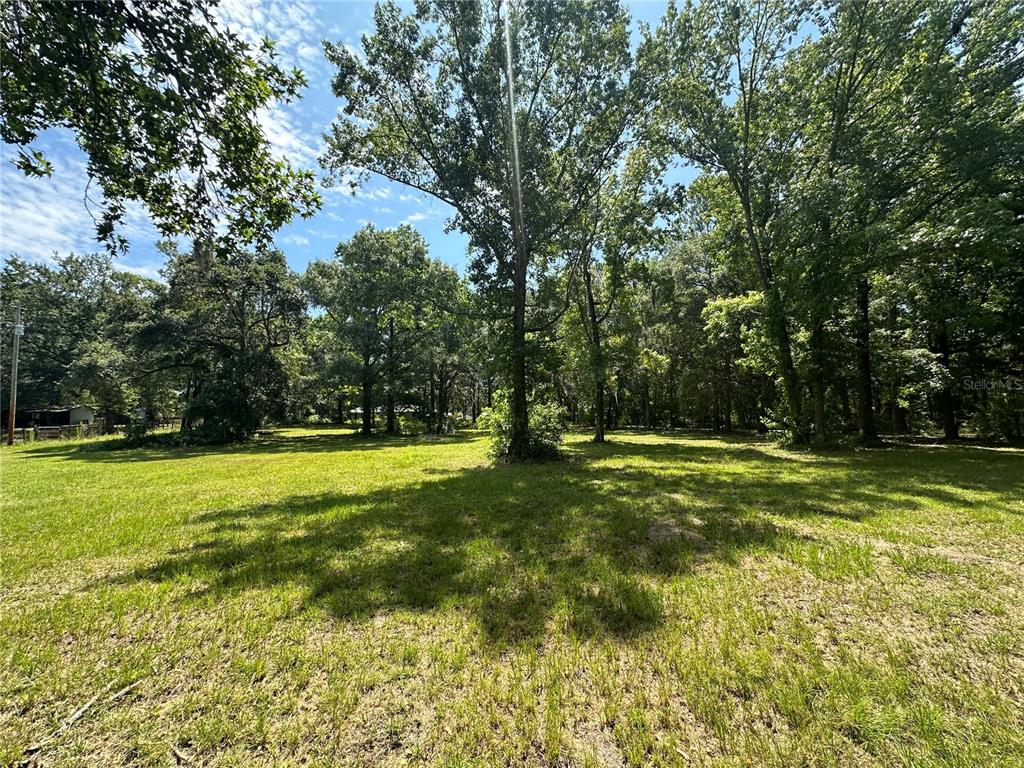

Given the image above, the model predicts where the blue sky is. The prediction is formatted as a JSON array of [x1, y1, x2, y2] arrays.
[[0, 0, 675, 280]]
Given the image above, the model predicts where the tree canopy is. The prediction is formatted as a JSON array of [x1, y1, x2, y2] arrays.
[[2, 0, 1022, 452], [1, 0, 321, 250]]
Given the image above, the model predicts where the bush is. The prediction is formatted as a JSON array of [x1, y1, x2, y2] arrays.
[[123, 418, 150, 446], [397, 414, 428, 435], [478, 391, 567, 461], [183, 352, 285, 443]]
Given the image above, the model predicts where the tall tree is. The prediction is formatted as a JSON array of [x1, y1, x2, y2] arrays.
[[783, 0, 1024, 442], [322, 0, 637, 459], [0, 254, 159, 415], [305, 225, 431, 436], [563, 149, 663, 442], [649, 0, 809, 440], [140, 241, 305, 442]]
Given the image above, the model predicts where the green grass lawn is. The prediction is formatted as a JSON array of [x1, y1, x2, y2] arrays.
[[2, 428, 1023, 767]]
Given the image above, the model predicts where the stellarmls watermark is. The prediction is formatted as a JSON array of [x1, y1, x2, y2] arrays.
[[962, 377, 1023, 392]]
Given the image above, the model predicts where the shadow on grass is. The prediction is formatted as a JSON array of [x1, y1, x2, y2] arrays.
[[95, 431, 1023, 648], [16, 428, 479, 463], [111, 458, 794, 647], [590, 431, 1024, 514]]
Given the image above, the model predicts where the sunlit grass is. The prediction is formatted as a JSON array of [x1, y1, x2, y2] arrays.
[[2, 428, 1023, 766]]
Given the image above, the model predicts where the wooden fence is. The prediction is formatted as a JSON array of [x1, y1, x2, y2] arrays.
[[5, 420, 181, 443], [4, 424, 114, 442]]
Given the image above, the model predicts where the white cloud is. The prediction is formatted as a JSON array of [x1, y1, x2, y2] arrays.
[[402, 212, 429, 224], [359, 186, 392, 201], [323, 178, 397, 205], [280, 234, 311, 246], [0, 134, 161, 264], [215, 0, 319, 72], [296, 41, 322, 70], [216, 0, 327, 171], [257, 105, 319, 168], [118, 263, 164, 281]]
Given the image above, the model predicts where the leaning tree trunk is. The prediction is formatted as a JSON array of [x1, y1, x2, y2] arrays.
[[855, 276, 878, 440], [936, 318, 958, 440], [583, 267, 606, 444], [738, 198, 806, 442]]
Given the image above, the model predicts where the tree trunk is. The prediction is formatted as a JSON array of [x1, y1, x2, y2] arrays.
[[583, 267, 606, 443], [812, 378, 826, 443], [737, 195, 806, 442], [510, 266, 529, 458], [180, 377, 194, 434], [936, 318, 958, 440], [667, 362, 678, 428], [104, 402, 116, 435], [428, 374, 436, 432], [855, 276, 878, 440], [763, 279, 805, 438], [436, 379, 448, 435], [838, 378, 852, 429], [361, 359, 373, 436], [811, 322, 827, 443], [506, 46, 531, 460], [386, 391, 396, 435], [385, 317, 397, 435], [891, 397, 910, 434], [724, 375, 733, 431]]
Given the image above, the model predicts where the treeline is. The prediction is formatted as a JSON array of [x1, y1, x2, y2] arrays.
[[3, 190, 1021, 446], [2, 0, 1022, 451], [0, 241, 489, 442], [318, 0, 1023, 450]]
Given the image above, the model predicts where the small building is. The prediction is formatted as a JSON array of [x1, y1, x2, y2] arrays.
[[27, 405, 97, 427]]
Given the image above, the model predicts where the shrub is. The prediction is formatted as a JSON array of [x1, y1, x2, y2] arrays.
[[123, 418, 150, 446], [397, 414, 428, 435], [183, 352, 285, 443], [478, 391, 567, 461]]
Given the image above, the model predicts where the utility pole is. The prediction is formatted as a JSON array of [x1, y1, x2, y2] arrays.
[[6, 305, 23, 446]]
